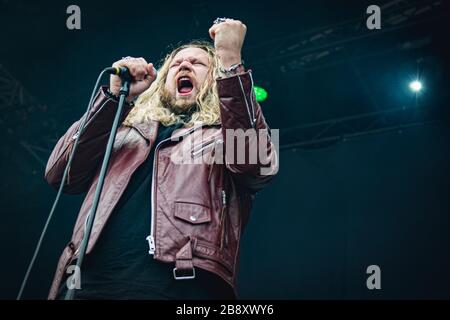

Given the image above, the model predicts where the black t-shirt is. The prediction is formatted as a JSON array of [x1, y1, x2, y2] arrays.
[[57, 123, 235, 300]]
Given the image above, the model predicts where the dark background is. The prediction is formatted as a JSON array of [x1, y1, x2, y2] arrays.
[[1, 0, 449, 299]]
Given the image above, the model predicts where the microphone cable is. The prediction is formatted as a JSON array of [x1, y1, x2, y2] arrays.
[[17, 68, 113, 300]]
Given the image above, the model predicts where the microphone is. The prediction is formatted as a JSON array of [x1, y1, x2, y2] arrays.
[[105, 66, 157, 81], [105, 66, 131, 80]]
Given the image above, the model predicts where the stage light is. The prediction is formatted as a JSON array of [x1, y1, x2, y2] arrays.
[[409, 80, 422, 92], [254, 86, 268, 102]]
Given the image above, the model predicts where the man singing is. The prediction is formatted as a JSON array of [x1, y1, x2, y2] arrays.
[[45, 18, 278, 300]]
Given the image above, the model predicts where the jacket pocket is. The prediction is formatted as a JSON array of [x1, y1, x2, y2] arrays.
[[174, 202, 211, 224]]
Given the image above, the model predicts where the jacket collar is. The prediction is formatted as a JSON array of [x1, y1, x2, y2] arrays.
[[131, 120, 158, 143]]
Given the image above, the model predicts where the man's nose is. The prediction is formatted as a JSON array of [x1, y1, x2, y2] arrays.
[[179, 60, 193, 71]]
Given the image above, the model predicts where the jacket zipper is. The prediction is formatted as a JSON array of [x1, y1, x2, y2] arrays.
[[219, 189, 227, 250], [237, 73, 256, 128], [191, 138, 223, 157], [147, 126, 197, 256]]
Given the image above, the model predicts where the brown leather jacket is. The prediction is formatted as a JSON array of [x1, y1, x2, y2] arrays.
[[45, 71, 278, 299]]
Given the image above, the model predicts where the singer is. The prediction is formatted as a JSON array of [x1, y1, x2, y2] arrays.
[[45, 19, 278, 299]]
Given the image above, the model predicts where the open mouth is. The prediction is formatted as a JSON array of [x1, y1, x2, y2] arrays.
[[177, 76, 194, 94]]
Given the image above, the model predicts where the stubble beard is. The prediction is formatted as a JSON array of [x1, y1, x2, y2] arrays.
[[160, 87, 198, 117]]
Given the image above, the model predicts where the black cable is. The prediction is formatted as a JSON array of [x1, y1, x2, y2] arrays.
[[64, 75, 130, 300], [17, 68, 111, 300]]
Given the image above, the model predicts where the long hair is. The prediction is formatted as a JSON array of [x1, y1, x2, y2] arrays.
[[123, 41, 221, 128]]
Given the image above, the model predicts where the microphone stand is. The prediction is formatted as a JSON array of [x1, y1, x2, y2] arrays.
[[65, 74, 131, 300]]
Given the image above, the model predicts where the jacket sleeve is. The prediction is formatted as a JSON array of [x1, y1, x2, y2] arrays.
[[217, 70, 279, 193], [44, 86, 134, 194]]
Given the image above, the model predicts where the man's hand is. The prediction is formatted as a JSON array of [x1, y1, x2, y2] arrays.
[[110, 57, 156, 102], [209, 19, 247, 69]]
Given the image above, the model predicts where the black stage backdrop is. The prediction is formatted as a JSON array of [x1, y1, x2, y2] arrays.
[[1, 0, 449, 299]]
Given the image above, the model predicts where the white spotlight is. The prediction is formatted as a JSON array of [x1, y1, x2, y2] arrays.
[[409, 80, 422, 92]]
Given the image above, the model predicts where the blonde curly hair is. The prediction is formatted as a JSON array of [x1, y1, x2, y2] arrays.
[[123, 41, 221, 128]]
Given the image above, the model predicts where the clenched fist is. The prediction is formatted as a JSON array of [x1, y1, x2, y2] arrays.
[[209, 19, 247, 69], [110, 57, 157, 102]]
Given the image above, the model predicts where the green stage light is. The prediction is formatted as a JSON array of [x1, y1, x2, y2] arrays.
[[254, 86, 268, 102]]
